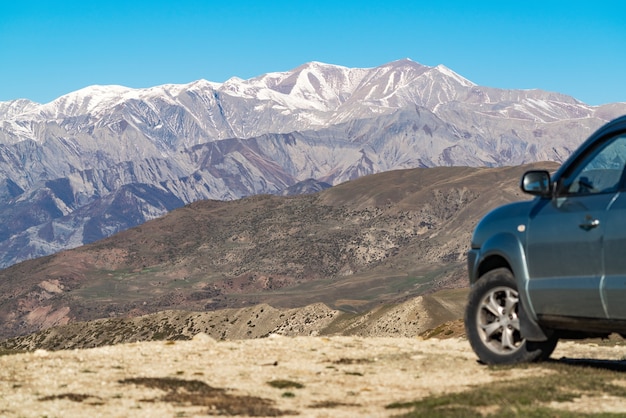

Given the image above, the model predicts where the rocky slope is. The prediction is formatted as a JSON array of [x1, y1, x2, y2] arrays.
[[0, 163, 555, 340], [0, 287, 467, 352]]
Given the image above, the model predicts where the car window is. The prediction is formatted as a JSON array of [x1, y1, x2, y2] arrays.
[[561, 133, 626, 196]]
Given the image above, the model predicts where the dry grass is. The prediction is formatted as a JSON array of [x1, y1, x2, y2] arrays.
[[388, 360, 626, 417], [4, 335, 626, 417]]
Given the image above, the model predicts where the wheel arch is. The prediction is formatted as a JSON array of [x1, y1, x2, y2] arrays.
[[473, 233, 529, 285], [474, 233, 549, 342], [477, 254, 512, 280]]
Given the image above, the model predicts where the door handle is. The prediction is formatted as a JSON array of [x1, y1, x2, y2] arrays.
[[579, 218, 600, 231]]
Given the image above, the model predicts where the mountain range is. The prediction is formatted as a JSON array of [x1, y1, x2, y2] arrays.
[[0, 58, 624, 268]]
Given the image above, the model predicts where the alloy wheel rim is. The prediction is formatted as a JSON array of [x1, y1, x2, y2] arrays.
[[476, 285, 524, 355]]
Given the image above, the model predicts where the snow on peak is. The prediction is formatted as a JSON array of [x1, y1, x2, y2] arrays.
[[4, 59, 479, 122], [38, 80, 222, 118], [45, 85, 135, 117], [0, 99, 40, 121], [434, 64, 475, 87]]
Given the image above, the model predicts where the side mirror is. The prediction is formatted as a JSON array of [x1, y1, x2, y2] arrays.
[[521, 170, 552, 197]]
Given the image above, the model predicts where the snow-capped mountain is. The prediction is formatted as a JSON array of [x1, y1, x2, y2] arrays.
[[0, 58, 624, 268]]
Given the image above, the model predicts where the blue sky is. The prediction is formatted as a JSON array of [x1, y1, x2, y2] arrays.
[[1, 0, 625, 105]]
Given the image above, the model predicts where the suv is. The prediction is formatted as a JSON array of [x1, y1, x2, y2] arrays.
[[465, 115, 626, 365]]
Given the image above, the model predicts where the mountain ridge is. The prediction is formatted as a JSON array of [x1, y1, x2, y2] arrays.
[[0, 59, 623, 269]]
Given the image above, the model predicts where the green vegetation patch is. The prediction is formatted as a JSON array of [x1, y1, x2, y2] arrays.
[[267, 379, 305, 389], [310, 400, 361, 408], [387, 361, 626, 417], [39, 393, 98, 403], [419, 319, 465, 340], [333, 357, 374, 365], [0, 348, 26, 356], [120, 377, 294, 416]]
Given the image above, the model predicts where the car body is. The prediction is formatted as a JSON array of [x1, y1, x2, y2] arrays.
[[464, 115, 626, 364]]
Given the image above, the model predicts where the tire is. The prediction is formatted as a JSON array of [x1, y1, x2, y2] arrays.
[[464, 267, 557, 365]]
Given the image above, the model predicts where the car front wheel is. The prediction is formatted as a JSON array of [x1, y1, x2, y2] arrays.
[[464, 267, 557, 365]]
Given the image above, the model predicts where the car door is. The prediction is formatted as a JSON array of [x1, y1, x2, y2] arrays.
[[597, 134, 626, 319], [526, 133, 626, 319]]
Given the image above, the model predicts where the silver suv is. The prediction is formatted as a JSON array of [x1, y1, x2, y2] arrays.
[[465, 115, 626, 364]]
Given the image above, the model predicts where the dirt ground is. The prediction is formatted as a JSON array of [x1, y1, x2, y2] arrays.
[[1, 334, 626, 417]]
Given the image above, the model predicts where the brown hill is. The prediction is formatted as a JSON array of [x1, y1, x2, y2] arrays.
[[0, 287, 469, 352], [0, 162, 558, 340]]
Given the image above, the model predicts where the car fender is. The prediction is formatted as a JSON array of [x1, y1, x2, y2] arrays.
[[478, 233, 550, 341]]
